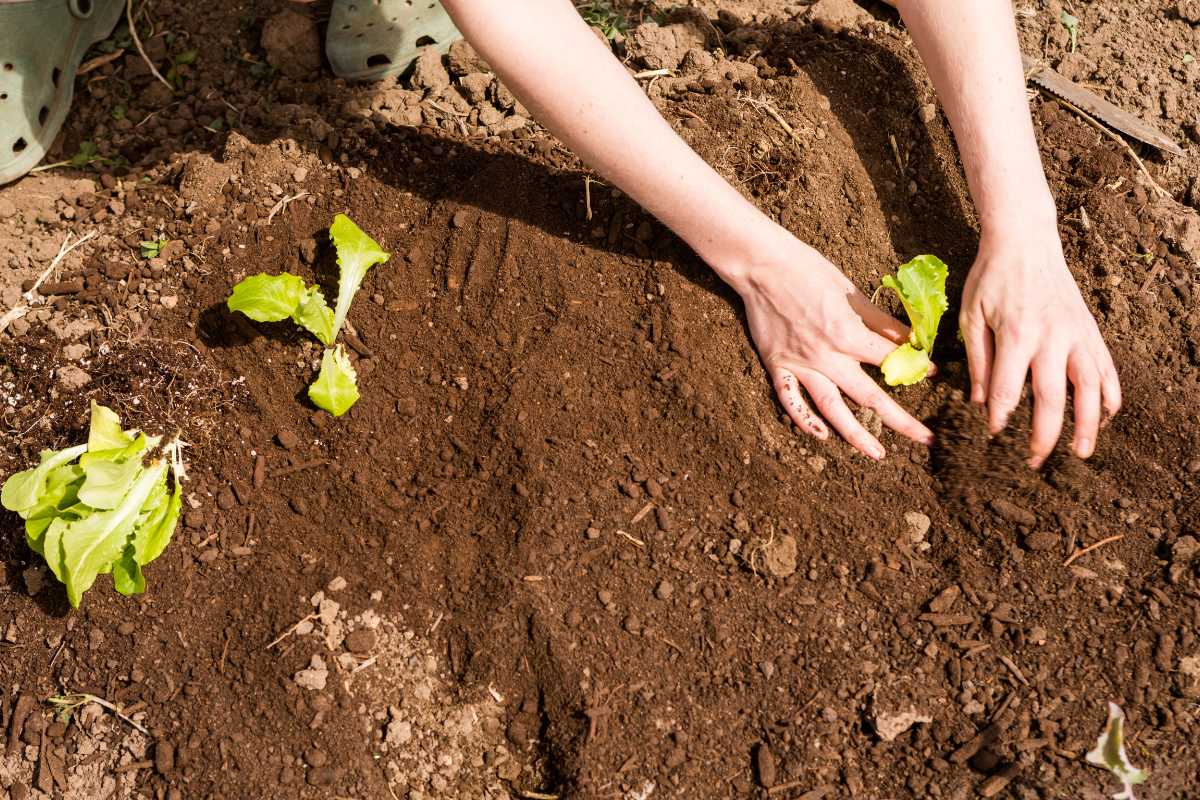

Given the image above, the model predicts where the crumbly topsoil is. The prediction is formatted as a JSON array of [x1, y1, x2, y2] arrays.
[[1, 1, 1199, 799]]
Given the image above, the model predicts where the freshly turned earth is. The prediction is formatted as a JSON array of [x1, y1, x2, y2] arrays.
[[1, 1, 1199, 798]]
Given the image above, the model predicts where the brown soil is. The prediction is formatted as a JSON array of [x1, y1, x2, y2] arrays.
[[2, 2, 1199, 799]]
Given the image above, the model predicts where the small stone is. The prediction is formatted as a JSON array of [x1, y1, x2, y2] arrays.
[[759, 534, 797, 578], [304, 748, 328, 768], [276, 429, 299, 450], [808, 0, 873, 34], [55, 365, 91, 390], [753, 741, 777, 788], [655, 580, 674, 600], [623, 614, 642, 634], [299, 238, 317, 264], [62, 343, 89, 361], [326, 575, 347, 592], [154, 740, 175, 775], [903, 511, 931, 543], [345, 628, 377, 655], [927, 585, 960, 614], [451, 209, 470, 228], [294, 655, 328, 690], [410, 47, 450, 91], [293, 166, 309, 183], [1173, 535, 1199, 563], [22, 566, 46, 597], [918, 103, 937, 123], [1024, 531, 1060, 551]]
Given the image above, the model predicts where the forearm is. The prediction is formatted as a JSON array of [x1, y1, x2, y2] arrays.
[[895, 0, 1056, 234], [440, 0, 790, 288]]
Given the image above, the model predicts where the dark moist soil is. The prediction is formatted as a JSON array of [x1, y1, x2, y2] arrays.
[[2, 2, 1200, 799]]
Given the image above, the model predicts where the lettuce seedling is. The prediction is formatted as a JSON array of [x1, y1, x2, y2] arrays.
[[225, 214, 390, 416], [879, 254, 948, 387], [1086, 702, 1147, 799], [1, 401, 183, 607]]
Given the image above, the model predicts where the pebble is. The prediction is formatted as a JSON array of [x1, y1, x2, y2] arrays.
[[1024, 531, 1059, 551], [304, 748, 328, 768], [754, 741, 777, 788], [345, 628, 377, 655], [655, 580, 674, 600], [623, 614, 642, 634], [276, 429, 299, 450], [903, 511, 931, 543]]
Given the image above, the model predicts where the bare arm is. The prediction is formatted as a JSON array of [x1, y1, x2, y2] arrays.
[[896, 0, 1121, 465], [442, 0, 934, 457]]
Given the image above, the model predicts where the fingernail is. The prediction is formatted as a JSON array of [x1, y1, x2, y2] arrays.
[[1027, 455, 1044, 469], [1077, 437, 1093, 458], [970, 384, 984, 404], [871, 443, 885, 459]]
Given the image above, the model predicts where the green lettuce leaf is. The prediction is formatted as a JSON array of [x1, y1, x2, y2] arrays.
[[308, 345, 360, 417], [58, 461, 168, 608], [87, 400, 135, 452], [881, 255, 948, 353], [880, 344, 932, 387], [227, 273, 307, 322], [112, 551, 145, 597], [1, 444, 89, 515], [294, 285, 336, 345], [1086, 702, 1147, 799], [329, 213, 390, 339], [77, 456, 144, 510]]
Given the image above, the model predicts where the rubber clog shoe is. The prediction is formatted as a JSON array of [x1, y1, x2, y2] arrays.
[[326, 0, 461, 82], [0, 0, 124, 185]]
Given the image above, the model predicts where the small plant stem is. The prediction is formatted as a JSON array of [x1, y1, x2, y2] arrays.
[[1063, 534, 1124, 567], [1049, 95, 1169, 200], [0, 231, 97, 334], [127, 0, 174, 93]]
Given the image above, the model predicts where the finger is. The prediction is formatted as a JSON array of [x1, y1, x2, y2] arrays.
[[835, 365, 934, 445], [1028, 348, 1068, 468], [843, 328, 909, 368], [987, 333, 1033, 434], [771, 368, 829, 440], [798, 370, 885, 459], [1098, 350, 1122, 427], [849, 293, 910, 345], [1068, 351, 1101, 459], [960, 309, 993, 405]]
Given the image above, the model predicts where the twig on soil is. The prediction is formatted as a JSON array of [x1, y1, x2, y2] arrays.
[[888, 132, 906, 174], [1063, 534, 1124, 567], [630, 502, 654, 525], [616, 530, 645, 549], [1138, 258, 1168, 295], [126, 0, 174, 93], [998, 655, 1030, 686], [633, 68, 670, 79], [47, 693, 149, 735], [1049, 95, 1169, 200], [266, 613, 319, 649], [78, 49, 126, 76], [270, 459, 328, 478], [516, 791, 559, 800], [0, 231, 97, 335], [740, 96, 806, 150], [266, 191, 310, 226], [584, 176, 595, 221]]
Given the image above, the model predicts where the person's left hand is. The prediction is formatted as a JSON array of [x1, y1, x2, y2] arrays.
[[959, 227, 1121, 467]]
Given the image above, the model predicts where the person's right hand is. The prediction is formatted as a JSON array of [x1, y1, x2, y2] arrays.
[[732, 234, 934, 459]]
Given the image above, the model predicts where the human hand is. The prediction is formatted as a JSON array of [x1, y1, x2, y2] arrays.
[[960, 229, 1121, 467], [733, 235, 934, 459]]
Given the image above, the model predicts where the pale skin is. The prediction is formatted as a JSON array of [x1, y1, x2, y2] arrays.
[[430, 0, 1123, 465]]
